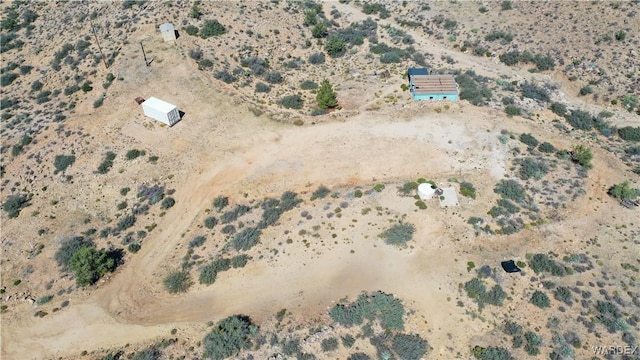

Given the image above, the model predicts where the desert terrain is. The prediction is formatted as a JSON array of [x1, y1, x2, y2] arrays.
[[1, 1, 639, 360]]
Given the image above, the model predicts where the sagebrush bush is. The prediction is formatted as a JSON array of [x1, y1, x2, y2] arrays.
[[278, 94, 304, 109], [254, 82, 271, 93], [392, 333, 429, 360], [300, 80, 318, 90], [493, 179, 525, 202], [321, 337, 339, 352], [213, 196, 229, 212], [160, 197, 175, 209], [204, 216, 218, 229], [231, 227, 261, 251], [528, 253, 566, 276], [54, 155, 76, 173], [308, 52, 326, 65], [380, 223, 415, 247], [459, 182, 476, 199], [202, 315, 258, 359], [519, 158, 549, 180], [163, 270, 192, 293], [2, 193, 30, 218], [618, 126, 640, 142], [530, 290, 551, 308], [200, 19, 226, 38], [188, 235, 206, 248]]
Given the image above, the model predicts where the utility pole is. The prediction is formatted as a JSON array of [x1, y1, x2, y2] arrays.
[[91, 22, 108, 69], [140, 41, 149, 66]]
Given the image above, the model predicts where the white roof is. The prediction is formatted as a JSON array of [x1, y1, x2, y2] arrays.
[[159, 23, 174, 32], [143, 97, 176, 113]]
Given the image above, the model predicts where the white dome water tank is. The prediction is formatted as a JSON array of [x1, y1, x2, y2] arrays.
[[417, 183, 436, 200]]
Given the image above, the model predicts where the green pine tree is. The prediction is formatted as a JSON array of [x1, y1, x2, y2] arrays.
[[316, 79, 338, 109], [69, 246, 115, 286]]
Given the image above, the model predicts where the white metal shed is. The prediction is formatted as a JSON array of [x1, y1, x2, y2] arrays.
[[160, 23, 176, 42], [141, 97, 180, 126]]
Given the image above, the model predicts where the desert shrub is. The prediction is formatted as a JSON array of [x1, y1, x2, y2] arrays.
[[221, 224, 236, 234], [281, 338, 301, 356], [213, 196, 229, 212], [300, 80, 318, 90], [485, 30, 513, 42], [278, 94, 303, 109], [458, 182, 476, 199], [138, 184, 165, 205], [550, 102, 567, 117], [0, 73, 18, 87], [501, 0, 513, 10], [392, 333, 428, 359], [127, 243, 141, 253], [530, 290, 551, 308], [188, 235, 206, 248], [519, 158, 549, 180], [36, 295, 53, 305], [608, 181, 640, 201], [160, 197, 175, 209], [254, 82, 270, 93], [221, 204, 251, 223], [311, 185, 330, 200], [595, 301, 626, 333], [231, 254, 249, 268], [329, 291, 404, 331], [455, 70, 492, 106], [341, 334, 356, 348], [97, 151, 116, 174], [163, 270, 192, 294], [55, 236, 93, 269], [125, 149, 145, 160], [566, 109, 594, 130], [472, 346, 515, 360], [520, 82, 550, 102], [493, 179, 525, 202], [113, 214, 135, 232], [204, 216, 218, 229], [538, 142, 556, 153], [464, 277, 506, 308], [571, 145, 593, 169], [321, 337, 339, 352], [618, 126, 640, 142], [308, 52, 325, 65], [231, 227, 261, 251], [69, 246, 116, 286], [380, 223, 415, 247], [553, 286, 572, 305], [185, 25, 198, 36], [202, 315, 258, 359], [131, 347, 161, 360], [504, 105, 521, 116], [502, 321, 523, 336], [2, 193, 30, 218], [528, 253, 566, 276], [579, 85, 593, 96], [518, 133, 539, 147], [199, 263, 219, 285], [312, 22, 328, 38], [533, 54, 555, 71], [399, 181, 419, 195], [200, 19, 226, 38], [214, 70, 236, 84], [264, 71, 283, 84], [325, 34, 346, 57], [348, 353, 371, 360], [54, 155, 76, 173], [499, 50, 521, 66]]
